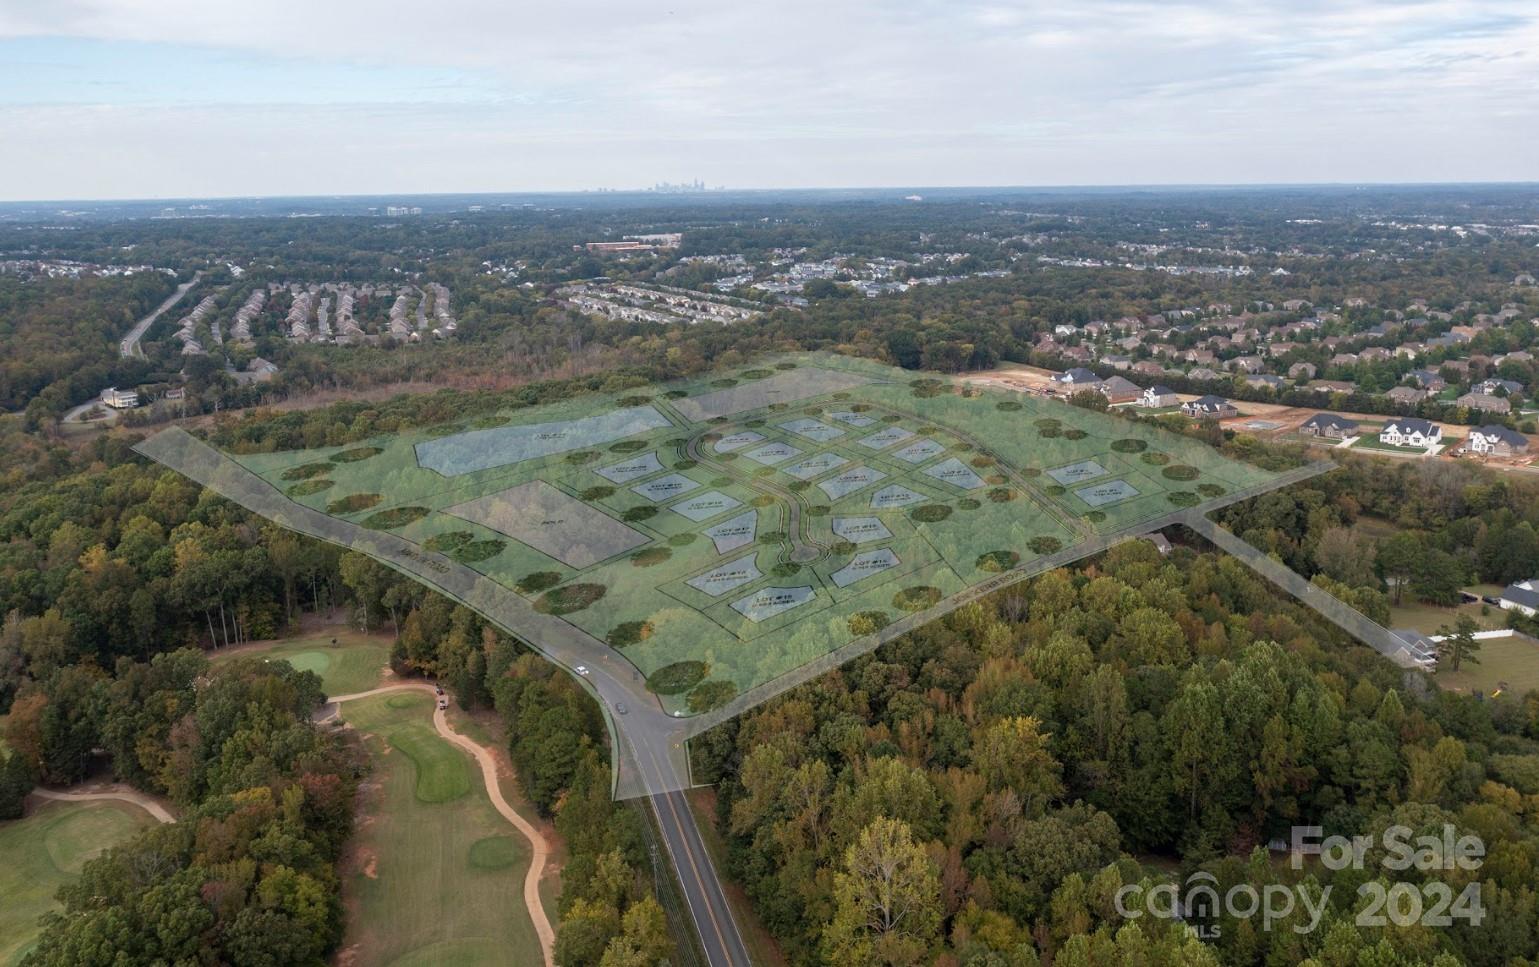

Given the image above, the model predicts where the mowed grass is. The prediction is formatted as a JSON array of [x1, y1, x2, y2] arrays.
[[212, 629, 389, 696], [1389, 597, 1501, 636], [1435, 633, 1539, 697], [339, 692, 541, 967], [0, 800, 157, 965]]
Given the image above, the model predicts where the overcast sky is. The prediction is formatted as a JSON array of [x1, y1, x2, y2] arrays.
[[1, 0, 1536, 200]]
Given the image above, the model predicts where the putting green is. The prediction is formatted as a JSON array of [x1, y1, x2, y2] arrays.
[[211, 631, 389, 695], [0, 800, 157, 965], [387, 721, 471, 803]]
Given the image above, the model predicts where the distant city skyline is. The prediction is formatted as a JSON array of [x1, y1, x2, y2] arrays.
[[1, 0, 1536, 201]]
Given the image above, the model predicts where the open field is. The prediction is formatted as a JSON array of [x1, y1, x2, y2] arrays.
[[210, 629, 390, 695], [165, 353, 1289, 719], [1389, 597, 1501, 635], [1434, 633, 1539, 697], [338, 691, 543, 967], [0, 800, 158, 966]]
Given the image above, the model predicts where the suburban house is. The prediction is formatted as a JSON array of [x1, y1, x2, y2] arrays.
[[1245, 374, 1285, 391], [1300, 413, 1359, 440], [1408, 369, 1447, 391], [1055, 367, 1103, 390], [1288, 362, 1317, 380], [1379, 417, 1442, 448], [1181, 395, 1238, 420], [1097, 375, 1143, 404], [1386, 386, 1428, 405], [1388, 630, 1439, 668], [100, 386, 139, 409], [1456, 392, 1512, 415], [1307, 379, 1357, 395], [1467, 425, 1530, 457], [1141, 385, 1179, 408], [1499, 580, 1539, 617], [1187, 367, 1221, 382], [1475, 377, 1524, 397]]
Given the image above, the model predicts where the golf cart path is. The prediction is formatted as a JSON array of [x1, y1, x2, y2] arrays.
[[30, 786, 176, 824], [329, 683, 556, 967]]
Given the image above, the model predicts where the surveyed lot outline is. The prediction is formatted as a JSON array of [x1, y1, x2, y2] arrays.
[[137, 353, 1312, 751]]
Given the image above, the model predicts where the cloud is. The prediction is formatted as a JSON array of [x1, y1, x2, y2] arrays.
[[0, 0, 1535, 197]]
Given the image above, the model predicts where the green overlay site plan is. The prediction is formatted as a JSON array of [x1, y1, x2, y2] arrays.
[[136, 353, 1308, 798]]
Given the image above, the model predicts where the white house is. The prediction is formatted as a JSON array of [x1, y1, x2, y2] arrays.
[[1141, 385, 1179, 408], [1500, 580, 1539, 617], [1181, 395, 1238, 420], [1379, 418, 1441, 448]]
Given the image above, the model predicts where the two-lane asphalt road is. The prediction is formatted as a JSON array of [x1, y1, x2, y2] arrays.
[[121, 272, 201, 357]]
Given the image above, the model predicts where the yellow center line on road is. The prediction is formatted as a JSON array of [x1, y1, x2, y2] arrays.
[[639, 738, 738, 966]]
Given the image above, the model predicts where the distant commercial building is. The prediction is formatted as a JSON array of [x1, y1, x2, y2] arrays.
[[101, 386, 139, 409]]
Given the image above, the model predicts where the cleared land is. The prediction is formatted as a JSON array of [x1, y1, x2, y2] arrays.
[[0, 799, 158, 965], [338, 691, 544, 967], [1434, 633, 1539, 697], [186, 353, 1289, 719]]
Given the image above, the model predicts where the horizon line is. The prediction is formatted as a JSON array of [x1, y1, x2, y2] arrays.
[[3, 179, 1538, 208]]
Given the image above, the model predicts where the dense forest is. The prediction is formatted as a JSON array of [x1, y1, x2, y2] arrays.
[[0, 271, 177, 418]]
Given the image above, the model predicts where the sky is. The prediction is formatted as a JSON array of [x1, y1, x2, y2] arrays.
[[1, 0, 1536, 200]]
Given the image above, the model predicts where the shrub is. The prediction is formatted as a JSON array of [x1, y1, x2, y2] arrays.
[[516, 571, 562, 594], [1141, 452, 1171, 465], [609, 440, 648, 453], [647, 660, 708, 695], [1028, 536, 1063, 554], [535, 583, 607, 615], [580, 485, 616, 501], [988, 487, 1018, 503], [331, 446, 384, 463], [1168, 491, 1201, 507], [286, 479, 334, 497], [1162, 465, 1200, 480], [893, 586, 943, 612], [668, 532, 698, 547], [362, 506, 429, 529], [631, 547, 672, 567], [326, 493, 381, 514], [848, 611, 892, 635], [454, 539, 505, 563], [622, 506, 658, 522], [281, 462, 334, 480], [910, 504, 952, 523], [607, 621, 654, 647], [425, 531, 474, 553], [1111, 438, 1148, 453], [996, 400, 1023, 411], [976, 550, 1020, 572]]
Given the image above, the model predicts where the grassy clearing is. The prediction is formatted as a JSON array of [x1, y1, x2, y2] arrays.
[[1434, 634, 1539, 697], [1389, 597, 1502, 636], [339, 692, 542, 967], [211, 629, 390, 696], [0, 800, 157, 965]]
